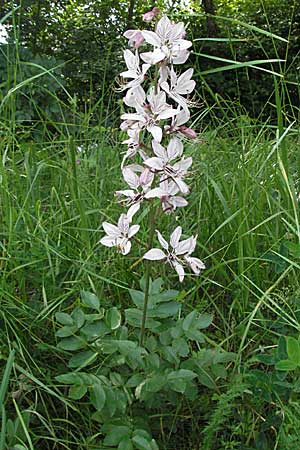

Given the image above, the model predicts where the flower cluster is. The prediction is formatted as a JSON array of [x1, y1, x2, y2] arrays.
[[100, 11, 205, 281]]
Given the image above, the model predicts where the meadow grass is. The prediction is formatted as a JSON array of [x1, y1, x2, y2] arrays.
[[1, 13, 300, 449]]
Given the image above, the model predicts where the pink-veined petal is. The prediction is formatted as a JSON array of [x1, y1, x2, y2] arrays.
[[172, 261, 185, 282], [147, 125, 163, 143], [158, 108, 178, 120], [141, 30, 161, 46], [143, 248, 166, 260], [175, 236, 194, 255], [185, 256, 206, 274], [128, 224, 140, 238], [144, 187, 165, 199], [144, 156, 164, 171], [156, 16, 172, 40], [167, 137, 183, 160], [127, 203, 140, 221], [121, 239, 131, 255], [102, 222, 120, 238], [172, 50, 189, 64], [100, 236, 117, 247], [122, 167, 140, 189], [157, 230, 169, 250], [171, 196, 188, 208], [115, 189, 136, 198], [170, 226, 182, 249], [174, 177, 189, 194], [152, 141, 167, 160], [140, 49, 165, 65]]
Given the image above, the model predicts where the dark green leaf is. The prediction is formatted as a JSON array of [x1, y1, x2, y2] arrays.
[[106, 307, 122, 330], [57, 336, 86, 351], [118, 436, 133, 450], [131, 436, 152, 450], [90, 383, 106, 411], [197, 313, 213, 329], [276, 359, 298, 371], [81, 290, 100, 310], [286, 336, 300, 365], [103, 426, 131, 446], [55, 312, 73, 326], [69, 384, 87, 400], [72, 308, 85, 328], [55, 325, 77, 338], [68, 350, 97, 369]]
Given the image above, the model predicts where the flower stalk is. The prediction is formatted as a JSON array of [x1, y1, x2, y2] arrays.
[[140, 201, 156, 346]]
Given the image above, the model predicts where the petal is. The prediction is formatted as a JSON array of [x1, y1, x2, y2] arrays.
[[127, 203, 140, 221], [158, 108, 178, 120], [100, 236, 116, 247], [144, 157, 165, 171], [102, 222, 120, 238], [174, 156, 193, 171], [171, 196, 188, 208], [122, 167, 140, 189], [185, 256, 206, 274], [145, 187, 165, 199], [121, 239, 131, 255], [140, 49, 165, 65], [156, 16, 172, 40], [115, 189, 135, 198], [175, 236, 194, 255], [152, 140, 167, 160], [148, 125, 162, 142], [167, 137, 183, 160], [174, 177, 189, 194], [170, 226, 182, 249], [172, 261, 185, 282], [128, 224, 140, 238], [141, 30, 161, 46], [157, 230, 169, 250], [174, 108, 190, 126], [143, 248, 166, 260], [172, 50, 189, 64]]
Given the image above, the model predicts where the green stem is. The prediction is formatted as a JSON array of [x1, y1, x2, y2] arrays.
[[140, 201, 156, 346]]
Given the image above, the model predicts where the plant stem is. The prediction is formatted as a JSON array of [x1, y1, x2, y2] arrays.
[[140, 201, 156, 346]]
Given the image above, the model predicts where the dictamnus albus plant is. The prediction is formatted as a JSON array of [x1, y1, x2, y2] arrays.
[[100, 9, 205, 345]]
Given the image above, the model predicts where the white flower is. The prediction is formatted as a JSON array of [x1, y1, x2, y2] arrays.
[[160, 67, 195, 110], [145, 179, 188, 214], [121, 87, 177, 142], [143, 226, 205, 281], [100, 204, 140, 255], [116, 166, 154, 205], [120, 50, 150, 91], [144, 143, 192, 194], [140, 16, 192, 65]]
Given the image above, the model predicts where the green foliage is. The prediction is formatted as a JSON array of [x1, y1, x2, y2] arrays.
[[0, 44, 65, 126], [54, 284, 233, 447]]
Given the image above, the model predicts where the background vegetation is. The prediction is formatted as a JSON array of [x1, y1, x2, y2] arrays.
[[1, 1, 300, 449]]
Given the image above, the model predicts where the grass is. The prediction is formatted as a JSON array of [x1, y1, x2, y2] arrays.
[[1, 10, 300, 450]]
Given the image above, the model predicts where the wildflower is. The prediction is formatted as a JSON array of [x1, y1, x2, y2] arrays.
[[116, 166, 154, 205], [140, 16, 192, 65], [124, 29, 144, 49], [142, 7, 160, 22], [120, 50, 150, 91], [144, 147, 192, 194], [120, 88, 177, 142], [145, 179, 188, 214], [160, 68, 195, 110], [143, 226, 205, 281], [100, 204, 140, 255]]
